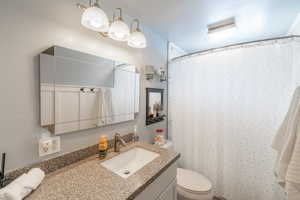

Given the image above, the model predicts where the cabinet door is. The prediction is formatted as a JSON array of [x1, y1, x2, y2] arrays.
[[79, 90, 99, 129], [158, 179, 177, 200], [110, 69, 135, 124], [134, 162, 177, 200], [54, 86, 80, 134], [40, 84, 54, 126]]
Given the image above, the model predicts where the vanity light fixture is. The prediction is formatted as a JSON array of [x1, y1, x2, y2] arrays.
[[207, 17, 236, 34], [128, 19, 147, 48], [77, 1, 147, 48], [80, 0, 109, 32], [108, 8, 130, 41]]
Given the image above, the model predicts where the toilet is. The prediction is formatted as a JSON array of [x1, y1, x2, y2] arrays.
[[161, 141, 213, 200]]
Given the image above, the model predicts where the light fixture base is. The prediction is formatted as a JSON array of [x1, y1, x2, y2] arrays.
[[208, 17, 236, 34], [99, 32, 109, 37], [76, 3, 87, 10]]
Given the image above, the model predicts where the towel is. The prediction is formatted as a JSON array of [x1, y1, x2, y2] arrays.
[[272, 87, 300, 199], [97, 88, 103, 123], [0, 188, 5, 199], [24, 168, 45, 190], [0, 168, 45, 200], [1, 174, 32, 200], [102, 88, 113, 123], [3, 183, 31, 200], [97, 88, 107, 126]]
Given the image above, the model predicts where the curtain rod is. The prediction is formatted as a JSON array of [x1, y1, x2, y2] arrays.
[[171, 35, 300, 63]]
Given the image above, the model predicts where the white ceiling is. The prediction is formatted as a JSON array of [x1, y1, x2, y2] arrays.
[[12, 0, 300, 52], [102, 0, 300, 52]]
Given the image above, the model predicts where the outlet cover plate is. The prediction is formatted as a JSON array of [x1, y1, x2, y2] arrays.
[[39, 136, 61, 157]]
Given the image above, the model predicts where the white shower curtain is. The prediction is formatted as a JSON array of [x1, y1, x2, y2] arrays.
[[169, 38, 300, 200]]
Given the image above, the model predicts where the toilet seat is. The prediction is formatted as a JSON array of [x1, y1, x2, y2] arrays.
[[177, 168, 212, 195], [177, 186, 212, 200]]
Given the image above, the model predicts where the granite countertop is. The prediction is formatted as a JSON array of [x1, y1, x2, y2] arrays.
[[26, 142, 180, 200]]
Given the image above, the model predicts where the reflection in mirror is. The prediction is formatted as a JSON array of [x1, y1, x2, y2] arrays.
[[40, 46, 140, 135], [146, 88, 165, 125]]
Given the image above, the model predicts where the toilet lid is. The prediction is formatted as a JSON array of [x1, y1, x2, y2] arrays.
[[177, 168, 212, 194]]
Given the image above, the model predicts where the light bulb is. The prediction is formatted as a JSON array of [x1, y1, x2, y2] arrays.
[[81, 6, 109, 32], [89, 20, 102, 28], [114, 32, 125, 39], [127, 31, 147, 48], [108, 20, 130, 41]]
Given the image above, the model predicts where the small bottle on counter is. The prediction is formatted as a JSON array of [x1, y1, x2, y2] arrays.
[[98, 136, 108, 159], [154, 129, 166, 146], [132, 125, 139, 142]]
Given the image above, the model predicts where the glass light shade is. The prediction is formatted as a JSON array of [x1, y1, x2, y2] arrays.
[[108, 20, 130, 41], [81, 6, 109, 32], [127, 31, 147, 48]]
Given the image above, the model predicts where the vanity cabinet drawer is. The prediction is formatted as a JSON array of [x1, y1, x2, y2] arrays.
[[135, 161, 177, 200]]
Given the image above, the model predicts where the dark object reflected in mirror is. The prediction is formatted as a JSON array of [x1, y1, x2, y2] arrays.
[[146, 88, 165, 125]]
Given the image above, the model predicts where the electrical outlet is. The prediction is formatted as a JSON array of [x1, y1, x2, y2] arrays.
[[42, 139, 52, 153], [39, 136, 61, 157]]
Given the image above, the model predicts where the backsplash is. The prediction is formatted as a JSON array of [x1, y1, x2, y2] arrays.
[[6, 134, 134, 181]]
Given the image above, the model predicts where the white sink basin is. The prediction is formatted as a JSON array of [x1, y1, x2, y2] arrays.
[[101, 147, 159, 178]]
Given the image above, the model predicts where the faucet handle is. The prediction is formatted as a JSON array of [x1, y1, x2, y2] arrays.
[[114, 133, 127, 147], [115, 133, 122, 140]]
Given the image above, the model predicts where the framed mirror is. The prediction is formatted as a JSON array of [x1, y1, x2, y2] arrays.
[[146, 88, 165, 125]]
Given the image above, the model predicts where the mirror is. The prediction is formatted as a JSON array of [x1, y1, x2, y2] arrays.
[[146, 88, 165, 125], [39, 46, 140, 135]]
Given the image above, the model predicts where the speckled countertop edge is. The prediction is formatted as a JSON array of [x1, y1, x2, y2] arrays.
[[26, 142, 180, 200]]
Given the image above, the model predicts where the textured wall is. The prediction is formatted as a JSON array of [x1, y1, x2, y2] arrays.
[[0, 0, 167, 171]]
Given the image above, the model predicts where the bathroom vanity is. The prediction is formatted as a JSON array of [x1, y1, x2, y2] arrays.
[[25, 142, 180, 200]]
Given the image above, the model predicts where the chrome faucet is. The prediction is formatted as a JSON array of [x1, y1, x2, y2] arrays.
[[114, 133, 127, 152]]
